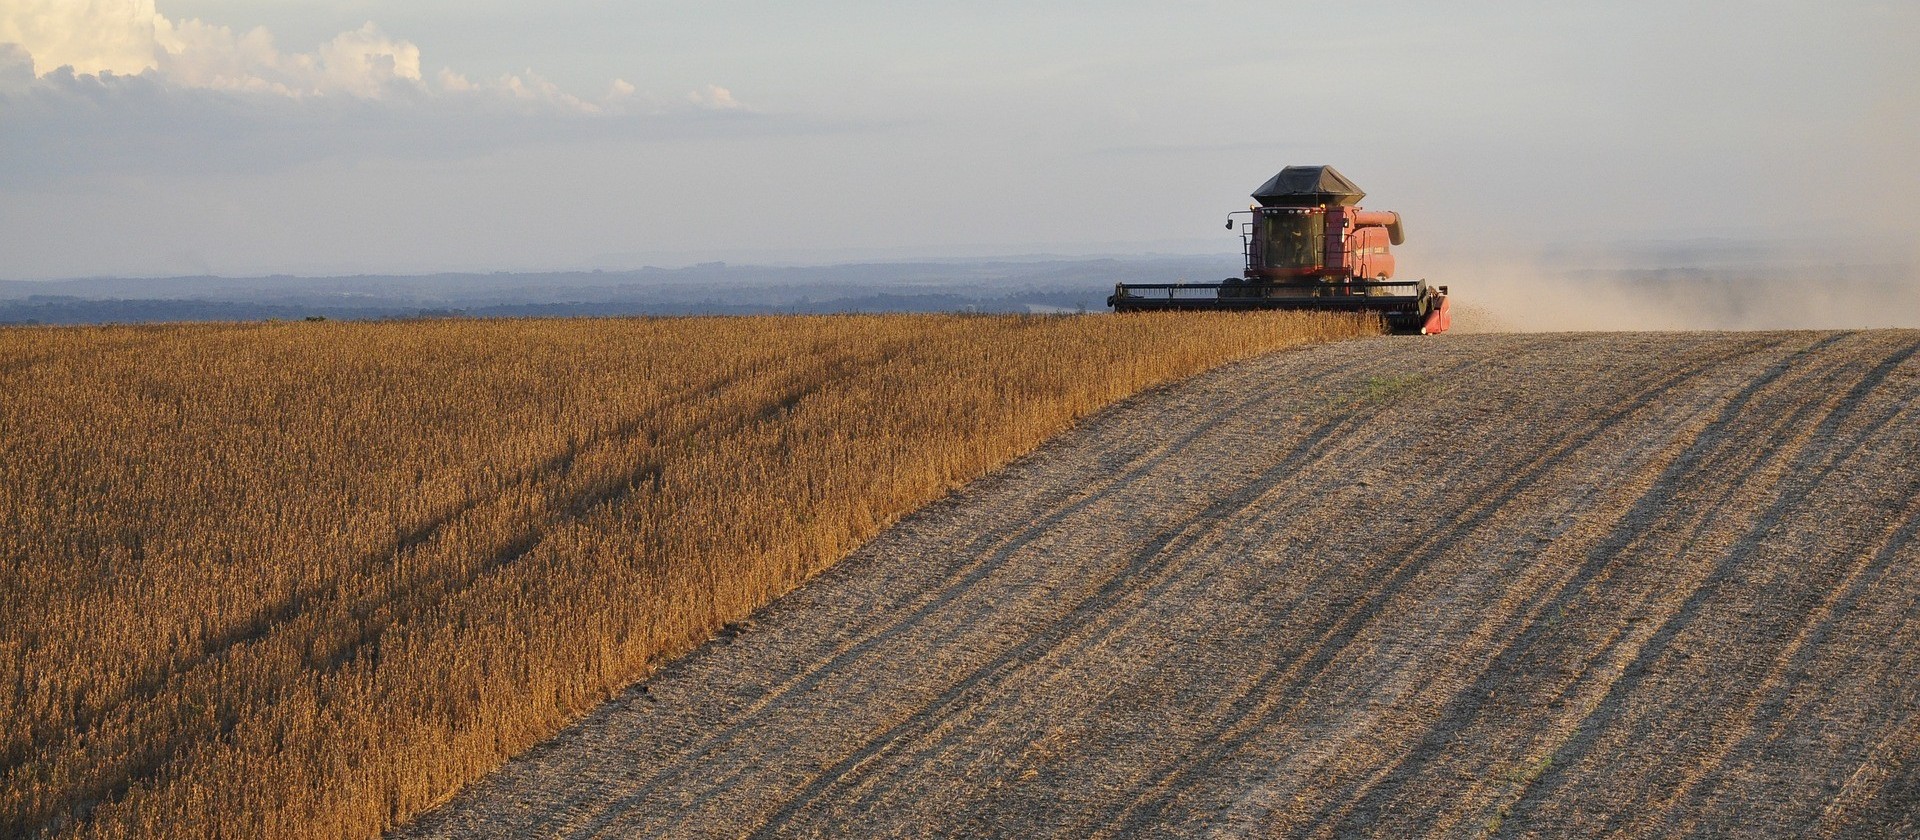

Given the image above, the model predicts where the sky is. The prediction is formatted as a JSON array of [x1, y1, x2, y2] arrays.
[[1, 0, 1915, 280]]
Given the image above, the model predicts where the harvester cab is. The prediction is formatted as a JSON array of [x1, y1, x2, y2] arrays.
[[1108, 165, 1451, 335]]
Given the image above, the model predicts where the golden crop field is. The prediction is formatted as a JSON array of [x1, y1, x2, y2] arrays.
[[0, 312, 1371, 840]]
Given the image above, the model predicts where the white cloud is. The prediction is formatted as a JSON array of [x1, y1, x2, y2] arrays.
[[0, 1, 772, 185], [687, 84, 741, 110], [0, 0, 745, 114], [0, 0, 163, 77], [136, 18, 427, 99], [0, 0, 429, 98]]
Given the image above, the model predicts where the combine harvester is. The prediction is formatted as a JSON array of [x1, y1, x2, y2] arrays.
[[1109, 166, 1451, 334]]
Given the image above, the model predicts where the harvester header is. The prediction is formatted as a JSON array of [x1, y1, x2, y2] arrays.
[[1109, 165, 1451, 335]]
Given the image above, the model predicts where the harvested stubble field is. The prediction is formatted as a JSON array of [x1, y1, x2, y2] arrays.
[[393, 329, 1920, 839], [0, 312, 1370, 840]]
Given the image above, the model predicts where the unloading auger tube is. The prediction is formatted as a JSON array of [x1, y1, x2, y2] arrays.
[[1108, 165, 1452, 335]]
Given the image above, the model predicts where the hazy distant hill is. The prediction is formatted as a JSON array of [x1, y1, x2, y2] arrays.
[[0, 257, 1242, 325]]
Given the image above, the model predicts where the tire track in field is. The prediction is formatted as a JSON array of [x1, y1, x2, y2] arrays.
[[1297, 332, 1889, 836], [1679, 490, 1920, 837], [1090, 332, 1805, 838], [1497, 336, 1920, 836], [738, 420, 1358, 837], [886, 333, 1782, 837], [392, 331, 1920, 840], [1613, 338, 1920, 836], [1816, 672, 1920, 838]]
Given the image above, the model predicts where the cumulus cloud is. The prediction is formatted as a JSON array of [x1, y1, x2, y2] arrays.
[[0, 1, 760, 184], [0, 0, 163, 77], [687, 84, 742, 110], [149, 19, 426, 99], [0, 0, 661, 109]]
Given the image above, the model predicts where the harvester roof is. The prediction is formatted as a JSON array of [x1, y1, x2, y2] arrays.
[[1252, 165, 1365, 207]]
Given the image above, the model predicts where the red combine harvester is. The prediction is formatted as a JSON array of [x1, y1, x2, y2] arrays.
[[1108, 165, 1451, 335]]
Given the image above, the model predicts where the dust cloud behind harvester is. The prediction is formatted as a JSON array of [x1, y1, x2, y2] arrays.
[[1426, 237, 1920, 333]]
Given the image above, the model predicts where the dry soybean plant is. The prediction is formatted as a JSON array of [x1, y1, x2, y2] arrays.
[[0, 312, 1372, 839]]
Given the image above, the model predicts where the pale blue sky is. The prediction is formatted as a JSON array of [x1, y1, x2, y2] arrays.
[[1, 1, 1914, 278]]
